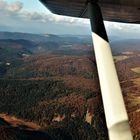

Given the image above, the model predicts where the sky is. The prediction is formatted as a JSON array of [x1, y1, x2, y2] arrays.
[[0, 0, 140, 36]]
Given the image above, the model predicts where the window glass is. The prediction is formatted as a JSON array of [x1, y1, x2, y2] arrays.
[[0, 0, 140, 140]]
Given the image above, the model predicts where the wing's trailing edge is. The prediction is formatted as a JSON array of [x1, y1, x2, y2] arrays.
[[40, 0, 140, 24]]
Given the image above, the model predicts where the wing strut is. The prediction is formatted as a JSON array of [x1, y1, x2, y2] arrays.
[[88, 1, 133, 140]]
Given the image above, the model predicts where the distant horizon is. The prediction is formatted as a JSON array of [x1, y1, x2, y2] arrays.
[[0, 30, 140, 41], [0, 30, 91, 36]]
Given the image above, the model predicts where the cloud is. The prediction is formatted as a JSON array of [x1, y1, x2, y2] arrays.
[[105, 21, 140, 34], [21, 11, 45, 21], [0, 0, 89, 26], [0, 0, 140, 35], [0, 0, 92, 27], [50, 15, 89, 25], [20, 9, 89, 26], [7, 1, 23, 12], [0, 0, 23, 13]]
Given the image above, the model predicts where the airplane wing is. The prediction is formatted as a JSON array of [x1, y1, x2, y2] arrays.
[[40, 0, 140, 23]]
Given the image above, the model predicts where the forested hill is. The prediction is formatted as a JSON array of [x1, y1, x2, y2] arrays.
[[0, 31, 140, 139], [0, 32, 91, 44]]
